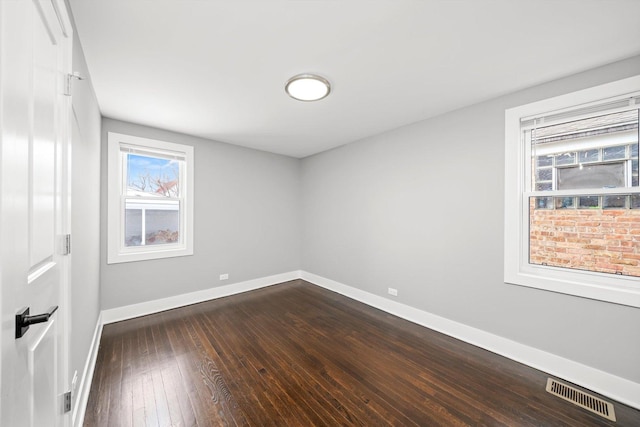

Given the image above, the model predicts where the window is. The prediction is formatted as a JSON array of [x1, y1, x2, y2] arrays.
[[107, 132, 194, 264], [504, 76, 640, 308]]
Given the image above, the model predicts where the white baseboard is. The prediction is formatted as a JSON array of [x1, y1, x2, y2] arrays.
[[101, 270, 301, 324], [73, 313, 103, 427], [300, 270, 640, 410]]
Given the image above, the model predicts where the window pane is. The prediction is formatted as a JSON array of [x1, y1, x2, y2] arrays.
[[554, 197, 575, 209], [602, 145, 626, 161], [531, 110, 639, 195], [125, 208, 142, 247], [536, 168, 552, 181], [536, 182, 553, 191], [126, 153, 181, 197], [125, 200, 180, 247], [633, 159, 638, 187], [529, 197, 640, 277], [555, 152, 576, 166], [631, 194, 640, 209], [534, 197, 553, 209], [557, 163, 625, 190], [578, 149, 599, 163], [578, 196, 599, 209], [603, 195, 627, 209], [145, 209, 180, 245], [536, 155, 553, 167]]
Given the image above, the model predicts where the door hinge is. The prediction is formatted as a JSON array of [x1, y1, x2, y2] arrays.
[[64, 71, 84, 96], [63, 234, 71, 255], [63, 391, 71, 413]]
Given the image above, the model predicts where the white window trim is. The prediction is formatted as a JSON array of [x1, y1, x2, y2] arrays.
[[504, 75, 640, 308], [107, 132, 194, 264]]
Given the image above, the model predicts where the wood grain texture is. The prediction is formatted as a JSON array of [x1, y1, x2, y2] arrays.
[[84, 280, 640, 426]]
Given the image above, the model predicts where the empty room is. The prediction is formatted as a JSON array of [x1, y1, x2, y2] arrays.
[[1, 0, 640, 426]]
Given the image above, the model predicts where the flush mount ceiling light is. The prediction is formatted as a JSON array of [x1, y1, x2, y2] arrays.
[[285, 74, 331, 102]]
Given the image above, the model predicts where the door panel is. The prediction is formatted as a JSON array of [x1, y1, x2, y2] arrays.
[[30, 0, 60, 270], [30, 319, 58, 427], [0, 0, 73, 426]]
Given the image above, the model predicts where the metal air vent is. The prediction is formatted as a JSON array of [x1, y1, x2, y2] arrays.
[[546, 378, 616, 422]]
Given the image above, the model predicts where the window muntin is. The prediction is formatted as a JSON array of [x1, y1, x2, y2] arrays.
[[107, 133, 194, 264], [504, 75, 640, 308]]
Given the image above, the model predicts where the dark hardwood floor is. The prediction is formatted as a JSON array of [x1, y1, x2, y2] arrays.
[[84, 280, 640, 426]]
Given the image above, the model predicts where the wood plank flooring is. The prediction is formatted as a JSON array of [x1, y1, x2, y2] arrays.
[[84, 280, 640, 426]]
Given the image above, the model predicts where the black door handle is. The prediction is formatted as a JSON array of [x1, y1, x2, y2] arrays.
[[15, 306, 59, 339]]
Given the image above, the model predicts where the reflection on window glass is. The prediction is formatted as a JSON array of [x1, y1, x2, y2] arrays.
[[536, 183, 552, 191]]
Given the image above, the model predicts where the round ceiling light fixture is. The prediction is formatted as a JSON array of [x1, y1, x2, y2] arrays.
[[285, 74, 331, 102]]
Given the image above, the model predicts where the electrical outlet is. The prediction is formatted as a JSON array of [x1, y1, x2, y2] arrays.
[[219, 273, 229, 280], [388, 287, 398, 296]]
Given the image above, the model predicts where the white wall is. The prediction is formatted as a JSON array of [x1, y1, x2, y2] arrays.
[[301, 56, 640, 383], [68, 25, 101, 420], [100, 119, 301, 310]]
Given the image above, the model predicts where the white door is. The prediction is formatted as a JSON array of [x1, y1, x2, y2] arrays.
[[0, 0, 73, 426]]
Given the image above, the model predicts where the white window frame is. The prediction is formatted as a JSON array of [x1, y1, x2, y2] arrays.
[[107, 132, 194, 264], [504, 75, 640, 308]]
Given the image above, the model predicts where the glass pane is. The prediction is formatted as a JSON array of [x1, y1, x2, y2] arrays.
[[631, 194, 640, 209], [602, 145, 626, 161], [557, 163, 625, 190], [536, 168, 552, 181], [536, 155, 553, 167], [555, 152, 576, 166], [578, 149, 599, 163], [534, 197, 553, 209], [531, 110, 639, 192], [633, 159, 638, 187], [578, 196, 600, 209], [145, 209, 180, 245], [125, 200, 180, 247], [555, 197, 575, 209], [603, 195, 627, 209], [125, 208, 142, 247], [529, 197, 640, 277], [536, 182, 553, 191], [126, 153, 181, 197]]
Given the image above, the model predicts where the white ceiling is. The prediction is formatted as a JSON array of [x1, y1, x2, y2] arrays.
[[69, 0, 640, 158]]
